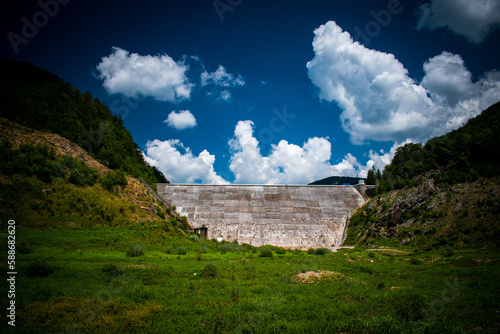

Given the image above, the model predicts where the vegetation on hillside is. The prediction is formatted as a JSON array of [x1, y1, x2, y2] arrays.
[[346, 102, 500, 248], [378, 102, 500, 192], [0, 119, 187, 232], [0, 58, 167, 186]]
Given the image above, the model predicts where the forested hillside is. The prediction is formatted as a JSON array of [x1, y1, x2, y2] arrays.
[[378, 102, 500, 192], [346, 103, 500, 248], [0, 58, 167, 186]]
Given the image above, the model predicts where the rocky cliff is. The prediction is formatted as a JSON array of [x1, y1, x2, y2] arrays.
[[345, 173, 500, 249]]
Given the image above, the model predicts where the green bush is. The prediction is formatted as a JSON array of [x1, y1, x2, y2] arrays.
[[102, 262, 124, 277], [126, 243, 145, 257], [99, 170, 128, 191], [409, 258, 420, 265], [307, 248, 316, 255], [189, 234, 200, 243], [0, 142, 63, 183], [198, 244, 209, 254], [25, 260, 54, 278], [442, 247, 454, 257], [259, 248, 273, 258], [275, 247, 287, 255], [201, 264, 218, 278], [368, 251, 376, 258], [315, 248, 332, 255], [68, 166, 98, 186], [219, 242, 238, 253], [177, 246, 187, 255]]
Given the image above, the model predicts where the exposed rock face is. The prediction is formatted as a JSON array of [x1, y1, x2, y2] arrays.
[[346, 174, 500, 248], [157, 184, 366, 250]]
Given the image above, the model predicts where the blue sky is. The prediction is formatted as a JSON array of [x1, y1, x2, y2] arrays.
[[2, 0, 500, 184]]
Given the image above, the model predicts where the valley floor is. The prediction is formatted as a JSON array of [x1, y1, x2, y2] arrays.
[[2, 225, 499, 334]]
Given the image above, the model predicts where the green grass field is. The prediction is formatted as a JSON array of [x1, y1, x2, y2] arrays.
[[2, 225, 499, 333]]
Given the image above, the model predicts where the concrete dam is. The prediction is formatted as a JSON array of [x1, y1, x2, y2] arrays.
[[157, 184, 367, 250]]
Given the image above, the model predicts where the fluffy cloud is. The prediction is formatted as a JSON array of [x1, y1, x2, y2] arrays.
[[307, 21, 500, 144], [164, 110, 197, 130], [95, 47, 193, 102], [201, 65, 245, 87], [201, 65, 245, 102], [144, 139, 228, 184], [228, 120, 365, 184], [421, 52, 500, 130], [365, 141, 411, 174], [417, 0, 500, 43]]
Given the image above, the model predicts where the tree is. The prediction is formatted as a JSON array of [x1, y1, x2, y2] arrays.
[[366, 166, 376, 185]]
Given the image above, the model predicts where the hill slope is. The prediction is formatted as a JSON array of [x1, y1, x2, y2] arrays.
[[346, 103, 500, 249], [0, 58, 167, 187], [0, 117, 188, 232]]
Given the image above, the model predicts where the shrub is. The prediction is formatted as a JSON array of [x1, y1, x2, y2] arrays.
[[409, 258, 420, 265], [201, 264, 218, 278], [275, 248, 287, 255], [126, 243, 145, 257], [177, 246, 187, 255], [198, 244, 209, 254], [315, 248, 332, 255], [219, 242, 238, 253], [368, 251, 376, 258], [102, 262, 123, 277], [189, 234, 200, 243], [68, 166, 98, 186], [99, 170, 128, 191], [356, 264, 374, 274], [259, 248, 273, 258], [26, 260, 54, 278], [307, 248, 316, 255], [442, 247, 454, 257]]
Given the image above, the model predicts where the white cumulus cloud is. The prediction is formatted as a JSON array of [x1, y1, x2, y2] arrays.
[[164, 110, 197, 130], [95, 47, 193, 102], [307, 21, 500, 144], [228, 120, 366, 184], [417, 0, 500, 43], [144, 139, 228, 184]]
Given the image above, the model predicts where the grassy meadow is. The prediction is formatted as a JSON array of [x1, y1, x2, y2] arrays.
[[1, 224, 499, 334]]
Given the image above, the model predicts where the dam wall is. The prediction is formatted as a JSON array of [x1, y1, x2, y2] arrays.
[[157, 184, 366, 250]]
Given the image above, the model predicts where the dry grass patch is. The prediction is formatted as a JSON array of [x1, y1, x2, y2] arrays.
[[291, 270, 363, 284]]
